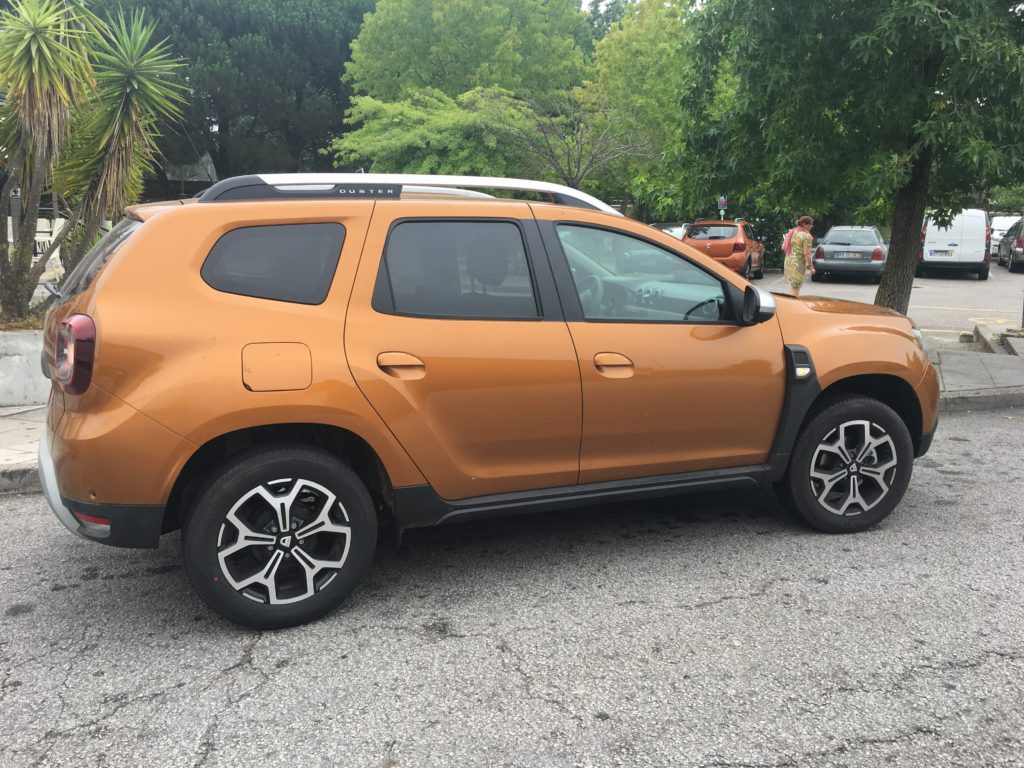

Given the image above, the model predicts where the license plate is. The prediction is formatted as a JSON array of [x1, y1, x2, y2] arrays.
[[929, 250, 954, 259], [837, 251, 867, 259]]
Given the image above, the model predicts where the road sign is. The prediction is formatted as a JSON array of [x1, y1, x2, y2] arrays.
[[717, 195, 727, 210]]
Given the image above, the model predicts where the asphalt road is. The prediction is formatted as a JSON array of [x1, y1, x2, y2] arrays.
[[762, 261, 1024, 350], [1, 410, 1023, 768]]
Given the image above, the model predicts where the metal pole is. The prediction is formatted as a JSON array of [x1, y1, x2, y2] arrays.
[[10, 187, 21, 244]]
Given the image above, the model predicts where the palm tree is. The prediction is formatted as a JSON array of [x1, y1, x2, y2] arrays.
[[0, 0, 97, 321], [0, 2, 183, 321], [51, 10, 185, 274]]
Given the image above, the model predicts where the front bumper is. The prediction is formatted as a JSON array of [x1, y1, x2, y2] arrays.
[[39, 436, 164, 548]]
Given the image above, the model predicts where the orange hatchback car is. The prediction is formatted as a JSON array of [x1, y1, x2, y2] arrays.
[[683, 219, 766, 279], [39, 174, 939, 628]]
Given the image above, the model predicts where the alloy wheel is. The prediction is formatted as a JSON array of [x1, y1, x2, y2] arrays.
[[216, 477, 352, 604], [808, 420, 898, 517]]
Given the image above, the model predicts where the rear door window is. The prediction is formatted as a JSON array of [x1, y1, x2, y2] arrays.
[[201, 223, 345, 305], [377, 220, 539, 319]]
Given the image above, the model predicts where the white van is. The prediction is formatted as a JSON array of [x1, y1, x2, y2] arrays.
[[918, 209, 990, 280]]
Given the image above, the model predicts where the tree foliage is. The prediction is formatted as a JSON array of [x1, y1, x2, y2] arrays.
[[681, 0, 1024, 312], [90, 0, 372, 178], [346, 0, 587, 102]]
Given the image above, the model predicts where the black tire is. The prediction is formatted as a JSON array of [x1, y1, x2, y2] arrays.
[[182, 446, 377, 629], [1010, 251, 1023, 273], [914, 264, 925, 278], [754, 254, 765, 279], [977, 265, 989, 280], [872, 274, 882, 284], [997, 251, 1006, 267], [777, 396, 914, 534]]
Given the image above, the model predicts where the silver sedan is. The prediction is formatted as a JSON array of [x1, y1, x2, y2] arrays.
[[811, 226, 888, 283]]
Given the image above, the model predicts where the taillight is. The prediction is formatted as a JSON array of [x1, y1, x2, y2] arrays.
[[871, 247, 884, 261], [1017, 235, 1024, 249], [814, 246, 824, 259], [732, 240, 746, 252], [54, 314, 96, 396]]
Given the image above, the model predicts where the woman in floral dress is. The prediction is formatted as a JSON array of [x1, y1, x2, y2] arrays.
[[782, 215, 815, 296]]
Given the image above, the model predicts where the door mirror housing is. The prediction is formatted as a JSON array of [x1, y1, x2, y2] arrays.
[[737, 285, 777, 326]]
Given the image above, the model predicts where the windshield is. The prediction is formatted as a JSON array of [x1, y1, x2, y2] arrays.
[[821, 229, 878, 246], [60, 218, 141, 299], [686, 224, 737, 240]]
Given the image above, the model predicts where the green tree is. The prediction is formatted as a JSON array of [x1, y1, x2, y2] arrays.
[[346, 0, 587, 102], [91, 0, 373, 179], [682, 0, 1024, 313]]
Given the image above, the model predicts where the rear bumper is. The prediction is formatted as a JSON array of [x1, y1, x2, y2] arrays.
[[813, 258, 884, 275], [39, 436, 164, 548], [918, 258, 986, 269]]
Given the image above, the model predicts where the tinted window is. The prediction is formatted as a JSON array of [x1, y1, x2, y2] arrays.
[[201, 223, 345, 304], [743, 224, 755, 240], [61, 218, 141, 299], [557, 225, 727, 323], [686, 224, 738, 240], [382, 221, 538, 319], [821, 229, 879, 246]]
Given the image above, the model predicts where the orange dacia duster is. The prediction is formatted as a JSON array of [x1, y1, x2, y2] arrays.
[[39, 174, 939, 628]]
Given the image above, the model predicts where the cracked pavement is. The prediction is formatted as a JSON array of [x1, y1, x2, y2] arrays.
[[1, 409, 1023, 767]]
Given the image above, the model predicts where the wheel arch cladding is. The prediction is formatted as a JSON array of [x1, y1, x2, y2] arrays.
[[163, 423, 394, 535], [812, 375, 923, 454]]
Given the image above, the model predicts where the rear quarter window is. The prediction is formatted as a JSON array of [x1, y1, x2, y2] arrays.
[[60, 218, 141, 299], [201, 223, 345, 305]]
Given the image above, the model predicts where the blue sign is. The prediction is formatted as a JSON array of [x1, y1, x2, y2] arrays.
[[717, 195, 728, 210]]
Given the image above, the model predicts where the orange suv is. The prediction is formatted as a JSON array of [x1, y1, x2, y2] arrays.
[[682, 219, 766, 279], [39, 174, 939, 628]]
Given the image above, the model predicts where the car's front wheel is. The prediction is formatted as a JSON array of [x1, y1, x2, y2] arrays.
[[182, 447, 377, 628], [778, 396, 914, 533]]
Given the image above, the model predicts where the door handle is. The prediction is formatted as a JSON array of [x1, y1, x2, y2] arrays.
[[376, 352, 426, 380], [594, 352, 634, 378]]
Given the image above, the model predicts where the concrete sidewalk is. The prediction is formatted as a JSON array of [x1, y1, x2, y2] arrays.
[[2, 349, 1023, 495]]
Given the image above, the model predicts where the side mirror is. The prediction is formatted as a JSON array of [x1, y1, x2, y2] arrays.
[[739, 285, 777, 326]]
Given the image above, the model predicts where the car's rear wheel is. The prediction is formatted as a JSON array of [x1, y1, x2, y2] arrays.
[[977, 265, 989, 280], [778, 396, 914, 533], [914, 264, 925, 278], [1010, 251, 1022, 273], [182, 447, 377, 628], [754, 253, 765, 279], [810, 271, 821, 282]]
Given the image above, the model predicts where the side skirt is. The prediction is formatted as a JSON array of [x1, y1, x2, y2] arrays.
[[394, 465, 768, 531]]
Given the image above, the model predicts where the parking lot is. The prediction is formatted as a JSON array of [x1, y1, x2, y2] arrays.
[[763, 264, 1024, 348], [1, 409, 1022, 767]]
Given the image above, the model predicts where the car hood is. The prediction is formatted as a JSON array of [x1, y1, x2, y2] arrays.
[[779, 294, 905, 318]]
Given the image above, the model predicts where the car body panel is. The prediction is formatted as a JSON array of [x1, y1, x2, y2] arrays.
[[344, 201, 583, 500]]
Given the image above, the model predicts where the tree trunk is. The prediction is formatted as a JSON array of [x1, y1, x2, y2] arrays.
[[874, 145, 932, 315]]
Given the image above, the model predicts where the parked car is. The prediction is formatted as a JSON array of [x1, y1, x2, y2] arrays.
[[40, 173, 939, 628], [990, 215, 1021, 259], [682, 219, 766, 279], [917, 208, 990, 279], [811, 226, 887, 283], [650, 222, 687, 239], [998, 218, 1024, 272]]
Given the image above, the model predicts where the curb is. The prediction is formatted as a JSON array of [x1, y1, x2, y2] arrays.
[[938, 388, 1024, 414], [1, 387, 1021, 496], [0, 462, 40, 495]]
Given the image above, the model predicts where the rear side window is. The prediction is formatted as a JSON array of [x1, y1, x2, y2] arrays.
[[60, 217, 141, 299], [377, 220, 539, 319], [201, 223, 345, 304], [686, 225, 738, 240]]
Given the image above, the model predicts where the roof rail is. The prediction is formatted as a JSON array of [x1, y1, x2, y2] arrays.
[[196, 173, 622, 216]]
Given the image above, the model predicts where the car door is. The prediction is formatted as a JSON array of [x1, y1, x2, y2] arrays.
[[925, 213, 965, 264], [534, 208, 786, 485], [344, 201, 582, 500]]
